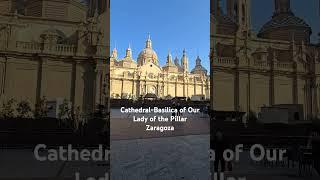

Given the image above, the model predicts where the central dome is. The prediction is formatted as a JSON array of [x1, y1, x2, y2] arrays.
[[257, 0, 311, 42], [259, 14, 310, 35], [137, 35, 159, 66]]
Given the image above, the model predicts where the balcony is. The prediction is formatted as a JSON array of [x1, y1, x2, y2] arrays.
[[15, 41, 42, 53], [213, 57, 236, 68], [275, 62, 294, 72]]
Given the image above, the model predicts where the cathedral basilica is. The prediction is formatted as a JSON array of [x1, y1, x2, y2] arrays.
[[211, 0, 320, 120], [110, 35, 210, 99]]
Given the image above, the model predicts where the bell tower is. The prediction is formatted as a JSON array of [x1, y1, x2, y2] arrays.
[[181, 49, 189, 73], [227, 0, 251, 32]]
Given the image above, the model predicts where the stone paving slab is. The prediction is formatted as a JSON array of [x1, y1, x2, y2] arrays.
[[111, 135, 210, 180]]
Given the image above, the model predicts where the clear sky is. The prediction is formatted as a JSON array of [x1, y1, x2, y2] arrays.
[[221, 0, 320, 43], [111, 0, 319, 71], [110, 0, 210, 71]]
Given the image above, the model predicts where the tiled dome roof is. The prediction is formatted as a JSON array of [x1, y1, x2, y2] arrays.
[[259, 14, 311, 34], [191, 56, 207, 75]]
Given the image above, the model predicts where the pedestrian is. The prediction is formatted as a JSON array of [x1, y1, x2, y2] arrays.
[[212, 128, 228, 175]]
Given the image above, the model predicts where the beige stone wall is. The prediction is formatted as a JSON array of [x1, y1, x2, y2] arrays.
[[213, 71, 234, 111], [0, 2, 109, 115], [24, 0, 87, 21], [0, 0, 13, 14], [110, 62, 210, 99], [211, 31, 320, 119], [250, 74, 270, 113], [111, 79, 123, 97], [167, 83, 175, 97], [43, 61, 73, 100], [0, 55, 100, 114], [274, 76, 293, 105], [110, 76, 210, 99], [238, 74, 248, 112], [2, 58, 38, 104], [210, 0, 320, 120]]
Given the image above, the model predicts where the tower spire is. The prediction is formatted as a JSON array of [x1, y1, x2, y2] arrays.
[[111, 47, 118, 59], [125, 44, 132, 59], [166, 50, 173, 65], [181, 49, 189, 72], [94, 0, 99, 18], [146, 33, 152, 48]]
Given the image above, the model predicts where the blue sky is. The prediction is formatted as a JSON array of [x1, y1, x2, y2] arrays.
[[110, 0, 210, 71], [111, 0, 320, 71], [221, 0, 320, 43]]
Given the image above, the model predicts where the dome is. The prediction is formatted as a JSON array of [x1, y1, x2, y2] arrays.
[[259, 14, 311, 35], [191, 56, 208, 75], [137, 48, 159, 66], [137, 35, 159, 66], [258, 0, 312, 42]]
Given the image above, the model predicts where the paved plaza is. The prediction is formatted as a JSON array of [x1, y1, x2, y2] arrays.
[[111, 135, 210, 180], [0, 109, 318, 179]]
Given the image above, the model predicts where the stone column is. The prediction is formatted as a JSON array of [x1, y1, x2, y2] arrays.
[[110, 76, 113, 97], [293, 63, 298, 104], [132, 74, 135, 97], [201, 80, 204, 95], [121, 79, 124, 97], [194, 78, 196, 95], [234, 69, 239, 111], [175, 80, 177, 97], [269, 52, 276, 106], [70, 61, 77, 110], [317, 83, 320, 116], [166, 77, 169, 96], [183, 78, 186, 97], [95, 68, 103, 104], [36, 57, 46, 104], [144, 79, 147, 95], [186, 78, 188, 97], [74, 62, 85, 111], [0, 57, 6, 96]]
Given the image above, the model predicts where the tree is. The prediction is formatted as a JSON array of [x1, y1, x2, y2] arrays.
[[34, 96, 48, 119], [1, 98, 16, 119], [16, 100, 32, 118], [58, 99, 71, 122]]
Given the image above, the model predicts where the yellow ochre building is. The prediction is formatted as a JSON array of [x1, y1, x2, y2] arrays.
[[110, 35, 210, 100], [211, 0, 320, 120]]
